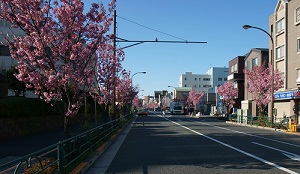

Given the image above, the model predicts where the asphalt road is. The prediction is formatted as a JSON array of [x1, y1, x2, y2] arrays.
[[86, 112, 300, 174]]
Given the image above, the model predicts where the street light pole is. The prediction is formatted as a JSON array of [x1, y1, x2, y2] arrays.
[[131, 71, 146, 89], [168, 85, 176, 101], [131, 72, 146, 112], [243, 24, 274, 121]]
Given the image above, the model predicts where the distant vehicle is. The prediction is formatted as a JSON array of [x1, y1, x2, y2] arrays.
[[137, 108, 148, 117], [170, 102, 184, 115]]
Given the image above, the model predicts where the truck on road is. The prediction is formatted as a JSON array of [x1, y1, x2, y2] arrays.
[[170, 102, 184, 115]]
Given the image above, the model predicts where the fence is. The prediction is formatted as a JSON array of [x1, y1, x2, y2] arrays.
[[226, 114, 289, 130], [0, 113, 133, 174]]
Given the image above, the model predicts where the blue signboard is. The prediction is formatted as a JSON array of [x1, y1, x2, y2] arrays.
[[274, 91, 299, 100]]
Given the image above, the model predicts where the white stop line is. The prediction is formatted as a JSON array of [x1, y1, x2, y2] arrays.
[[161, 116, 298, 174]]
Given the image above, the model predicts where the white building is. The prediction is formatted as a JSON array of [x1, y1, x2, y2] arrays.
[[206, 67, 229, 93], [179, 72, 211, 93], [179, 67, 228, 93]]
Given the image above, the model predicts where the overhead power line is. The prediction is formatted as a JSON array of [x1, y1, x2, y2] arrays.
[[117, 15, 187, 41], [115, 14, 207, 49]]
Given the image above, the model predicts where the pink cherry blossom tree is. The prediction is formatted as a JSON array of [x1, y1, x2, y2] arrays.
[[217, 81, 238, 115], [93, 43, 125, 120], [133, 96, 141, 108], [0, 0, 116, 138], [187, 89, 204, 114], [244, 63, 284, 116], [116, 71, 139, 116]]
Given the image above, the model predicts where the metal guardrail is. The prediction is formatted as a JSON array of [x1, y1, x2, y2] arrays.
[[0, 114, 133, 174]]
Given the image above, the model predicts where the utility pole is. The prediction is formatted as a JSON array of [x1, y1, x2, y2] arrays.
[[112, 10, 117, 119]]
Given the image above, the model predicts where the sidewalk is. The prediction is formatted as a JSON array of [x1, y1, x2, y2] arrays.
[[70, 116, 136, 174]]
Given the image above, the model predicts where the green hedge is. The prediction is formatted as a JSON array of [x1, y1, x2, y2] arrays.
[[0, 97, 62, 118]]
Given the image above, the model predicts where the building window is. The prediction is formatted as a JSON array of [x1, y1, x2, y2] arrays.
[[295, 7, 300, 25], [224, 78, 227, 81], [252, 58, 258, 68], [297, 38, 300, 53], [233, 81, 238, 88], [247, 60, 250, 70], [203, 78, 210, 81], [276, 18, 285, 33], [194, 84, 197, 87], [195, 78, 197, 81], [184, 78, 187, 80], [184, 84, 186, 87], [276, 46, 285, 59], [218, 78, 222, 81], [203, 85, 211, 88], [231, 63, 237, 72], [199, 78, 201, 81], [199, 85, 201, 87]]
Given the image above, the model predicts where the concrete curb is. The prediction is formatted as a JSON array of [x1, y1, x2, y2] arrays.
[[70, 116, 135, 174]]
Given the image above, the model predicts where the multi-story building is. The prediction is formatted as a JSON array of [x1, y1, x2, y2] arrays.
[[179, 67, 228, 94], [206, 67, 229, 93], [269, 0, 300, 121], [179, 72, 211, 93], [178, 67, 228, 114], [227, 55, 246, 110], [242, 48, 269, 116]]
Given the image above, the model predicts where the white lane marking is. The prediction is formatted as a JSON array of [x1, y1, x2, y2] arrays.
[[157, 114, 172, 118], [192, 120, 300, 148], [253, 142, 300, 162], [162, 116, 298, 174]]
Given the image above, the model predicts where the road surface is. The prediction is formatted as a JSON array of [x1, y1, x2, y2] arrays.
[[86, 112, 300, 174]]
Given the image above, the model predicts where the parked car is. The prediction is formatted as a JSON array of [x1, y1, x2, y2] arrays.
[[137, 108, 148, 117]]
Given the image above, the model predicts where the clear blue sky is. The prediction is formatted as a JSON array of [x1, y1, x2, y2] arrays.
[[84, 0, 278, 98]]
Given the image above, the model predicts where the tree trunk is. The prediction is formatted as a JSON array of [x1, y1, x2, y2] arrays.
[[64, 116, 71, 139]]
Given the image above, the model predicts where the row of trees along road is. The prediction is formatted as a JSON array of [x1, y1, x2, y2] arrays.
[[217, 62, 283, 116], [0, 0, 140, 138]]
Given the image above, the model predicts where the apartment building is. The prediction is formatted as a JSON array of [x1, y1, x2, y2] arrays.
[[227, 56, 246, 110], [269, 0, 300, 120], [242, 48, 269, 116]]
